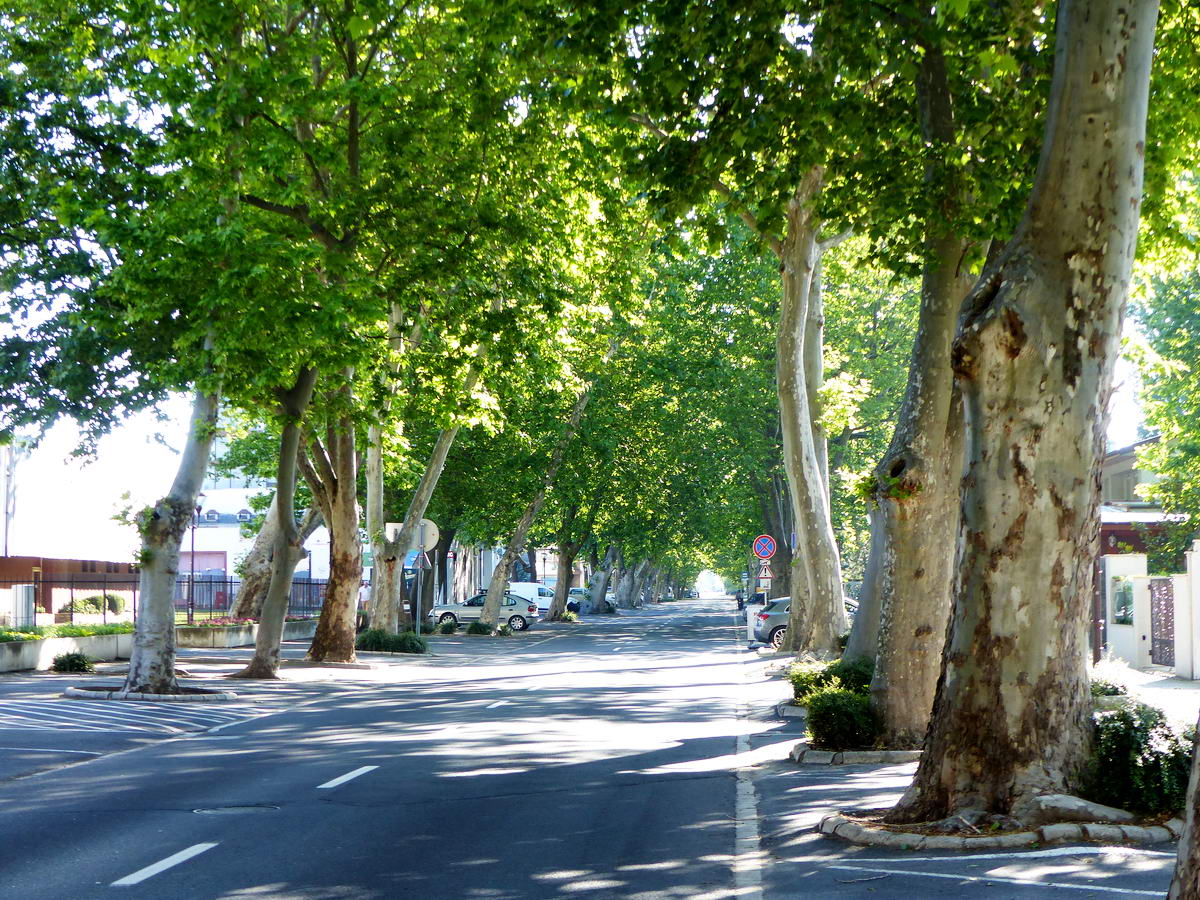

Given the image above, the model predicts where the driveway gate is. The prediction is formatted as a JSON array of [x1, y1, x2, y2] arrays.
[[1149, 577, 1175, 667]]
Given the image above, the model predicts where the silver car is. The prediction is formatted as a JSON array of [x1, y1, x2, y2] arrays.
[[753, 599, 790, 648], [428, 592, 539, 631]]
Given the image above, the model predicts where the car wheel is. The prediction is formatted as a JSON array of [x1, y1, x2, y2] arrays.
[[769, 626, 787, 649], [507, 615, 528, 631], [439, 613, 457, 625]]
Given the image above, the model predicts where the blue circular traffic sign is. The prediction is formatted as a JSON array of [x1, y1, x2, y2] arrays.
[[753, 534, 776, 559]]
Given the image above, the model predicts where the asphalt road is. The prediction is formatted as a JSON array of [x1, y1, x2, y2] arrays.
[[0, 599, 1181, 899]]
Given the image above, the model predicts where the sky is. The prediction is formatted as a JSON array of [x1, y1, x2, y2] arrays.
[[8, 370, 1147, 564]]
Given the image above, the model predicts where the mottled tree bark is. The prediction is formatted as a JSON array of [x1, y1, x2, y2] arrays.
[[890, 0, 1157, 822], [232, 503, 322, 619], [1169, 709, 1200, 898], [124, 386, 220, 694], [231, 367, 319, 680], [777, 172, 847, 655], [588, 547, 616, 614], [302, 377, 362, 664], [861, 35, 977, 749]]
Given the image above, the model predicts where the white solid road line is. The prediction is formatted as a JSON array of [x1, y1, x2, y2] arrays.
[[111, 842, 218, 886], [316, 765, 379, 789], [827, 864, 1164, 897], [733, 627, 764, 900], [486, 701, 509, 709], [0, 746, 101, 755]]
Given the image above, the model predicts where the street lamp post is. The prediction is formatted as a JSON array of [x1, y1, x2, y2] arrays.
[[188, 492, 205, 626]]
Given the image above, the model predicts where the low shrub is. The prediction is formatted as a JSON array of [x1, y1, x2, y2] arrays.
[[1090, 677, 1128, 697], [466, 622, 493, 635], [561, 611, 579, 623], [419, 622, 436, 635], [51, 651, 95, 673], [805, 685, 880, 750], [438, 620, 458, 635], [390, 631, 428, 654], [354, 628, 427, 654], [65, 593, 126, 615], [355, 628, 391, 651], [497, 625, 514, 637], [1081, 704, 1192, 815], [790, 656, 874, 702]]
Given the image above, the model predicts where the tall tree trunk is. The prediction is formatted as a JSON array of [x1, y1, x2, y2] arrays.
[[231, 367, 319, 679], [435, 526, 456, 606], [1169, 708, 1200, 898], [368, 424, 461, 631], [124, 385, 220, 694], [844, 506, 886, 660], [865, 40, 977, 747], [890, 0, 1157, 823], [302, 380, 362, 663], [481, 376, 601, 627], [232, 503, 322, 619], [777, 172, 846, 655], [548, 542, 576, 620], [588, 546, 616, 613]]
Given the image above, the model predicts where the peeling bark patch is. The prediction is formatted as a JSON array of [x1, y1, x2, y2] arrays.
[[913, 567, 925, 580], [1000, 308, 1026, 359], [914, 624, 933, 638], [988, 513, 1027, 571]]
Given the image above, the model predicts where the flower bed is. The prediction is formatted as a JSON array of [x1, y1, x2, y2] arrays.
[[175, 617, 318, 648]]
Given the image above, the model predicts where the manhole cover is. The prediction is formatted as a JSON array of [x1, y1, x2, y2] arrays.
[[194, 805, 279, 815]]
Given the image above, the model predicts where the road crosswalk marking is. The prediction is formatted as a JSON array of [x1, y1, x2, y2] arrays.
[[0, 700, 261, 734]]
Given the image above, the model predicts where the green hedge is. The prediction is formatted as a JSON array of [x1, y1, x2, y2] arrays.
[[0, 623, 134, 642], [354, 629, 428, 654], [1081, 704, 1192, 815], [790, 656, 874, 702], [805, 685, 880, 750], [64, 593, 126, 615]]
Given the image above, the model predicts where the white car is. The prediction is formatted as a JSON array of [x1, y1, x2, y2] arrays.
[[428, 592, 539, 631]]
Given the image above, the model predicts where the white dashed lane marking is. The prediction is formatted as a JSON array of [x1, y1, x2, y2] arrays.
[[0, 700, 261, 734], [316, 765, 378, 790], [111, 843, 218, 886]]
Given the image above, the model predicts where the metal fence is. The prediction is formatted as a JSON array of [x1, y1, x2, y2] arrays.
[[0, 575, 327, 628]]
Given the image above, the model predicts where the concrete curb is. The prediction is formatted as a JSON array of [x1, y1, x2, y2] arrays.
[[63, 686, 239, 702], [775, 700, 806, 719], [817, 813, 1184, 849], [790, 742, 922, 765]]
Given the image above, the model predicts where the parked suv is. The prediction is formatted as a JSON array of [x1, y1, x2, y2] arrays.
[[428, 592, 539, 631]]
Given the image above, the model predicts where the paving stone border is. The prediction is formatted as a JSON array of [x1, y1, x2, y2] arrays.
[[63, 686, 239, 702], [775, 700, 806, 719], [817, 813, 1184, 849], [790, 741, 922, 765]]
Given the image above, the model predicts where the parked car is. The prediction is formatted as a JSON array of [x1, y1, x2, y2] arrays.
[[567, 587, 587, 613], [428, 592, 539, 631], [753, 599, 791, 649], [507, 581, 557, 614]]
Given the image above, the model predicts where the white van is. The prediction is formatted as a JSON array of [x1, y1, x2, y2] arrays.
[[508, 581, 556, 613]]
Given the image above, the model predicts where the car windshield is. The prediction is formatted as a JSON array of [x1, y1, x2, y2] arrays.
[[763, 600, 787, 613]]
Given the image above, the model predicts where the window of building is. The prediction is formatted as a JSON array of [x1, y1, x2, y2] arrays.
[[1112, 577, 1134, 625]]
